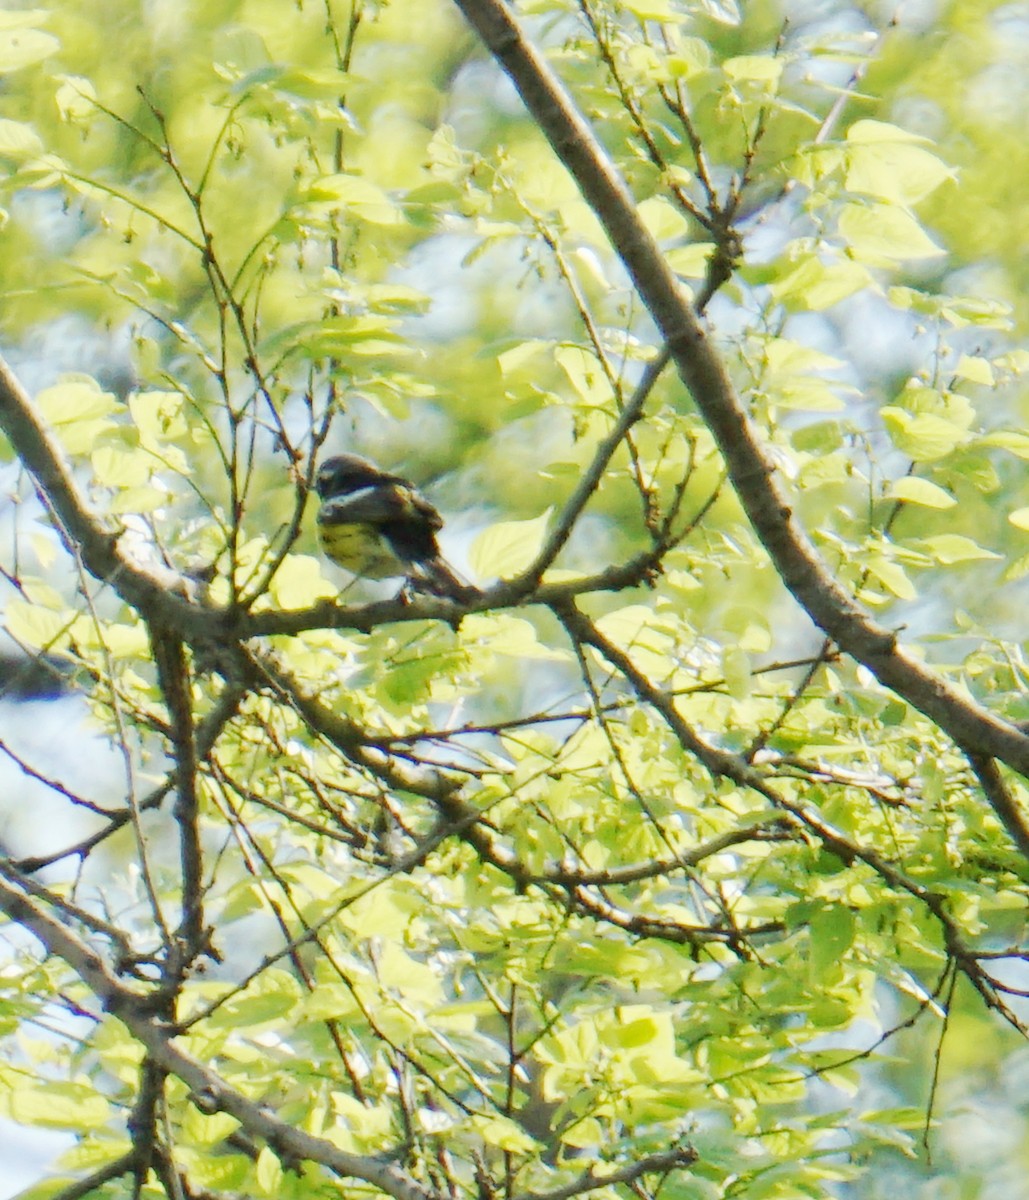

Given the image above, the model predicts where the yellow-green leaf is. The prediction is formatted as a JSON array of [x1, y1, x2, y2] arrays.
[[723, 55, 782, 87], [880, 407, 969, 462], [255, 1146, 283, 1196], [269, 554, 340, 608], [866, 556, 916, 600], [36, 377, 120, 454], [981, 431, 1029, 460], [769, 254, 875, 310], [54, 75, 96, 122], [844, 120, 953, 206], [8, 1082, 109, 1130], [0, 117, 41, 158], [470, 509, 552, 580], [953, 354, 994, 386], [5, 598, 71, 650], [913, 534, 1001, 564], [838, 203, 944, 265], [300, 174, 407, 226], [91, 442, 151, 488], [666, 241, 716, 279], [637, 196, 690, 242], [555, 344, 613, 407], [0, 28, 58, 73], [128, 390, 187, 450], [887, 477, 956, 508], [470, 1115, 541, 1153]]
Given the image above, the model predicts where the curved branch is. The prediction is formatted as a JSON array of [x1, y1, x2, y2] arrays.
[[511, 1143, 698, 1200], [0, 872, 442, 1200], [0, 356, 223, 637], [450, 0, 1029, 840]]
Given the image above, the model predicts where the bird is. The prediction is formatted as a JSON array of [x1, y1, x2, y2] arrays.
[[314, 453, 472, 599]]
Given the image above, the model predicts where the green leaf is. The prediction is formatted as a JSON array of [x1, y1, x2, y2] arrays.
[[887, 477, 956, 508], [769, 253, 875, 310], [792, 419, 843, 455], [844, 120, 953, 205], [206, 970, 303, 1029], [128, 390, 187, 449], [461, 613, 570, 660], [5, 597, 71, 650], [256, 1146, 283, 1196], [555, 344, 613, 407], [91, 441, 152, 488], [952, 354, 994, 386], [497, 339, 550, 378], [1009, 508, 1029, 532], [880, 407, 969, 462], [666, 37, 712, 78], [889, 287, 1012, 329], [470, 509, 552, 579], [0, 27, 58, 73], [666, 241, 716, 279], [838, 202, 945, 264], [637, 196, 691, 241], [981, 430, 1029, 459], [269, 554, 340, 608], [912, 534, 1001, 565], [723, 55, 783, 87], [54, 75, 97, 122], [756, 335, 851, 411], [8, 1082, 110, 1130], [299, 173, 407, 226], [36, 376, 120, 454], [262, 315, 405, 362], [0, 117, 42, 159], [470, 1115, 541, 1153], [809, 904, 856, 976], [865, 554, 916, 600]]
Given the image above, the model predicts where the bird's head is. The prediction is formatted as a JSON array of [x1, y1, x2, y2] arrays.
[[315, 454, 384, 500]]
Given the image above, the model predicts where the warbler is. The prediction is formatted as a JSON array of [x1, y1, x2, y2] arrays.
[[314, 453, 471, 599]]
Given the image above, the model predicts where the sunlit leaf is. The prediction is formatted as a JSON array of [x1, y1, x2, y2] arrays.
[[844, 119, 954, 205], [838, 202, 945, 264], [470, 509, 552, 579], [0, 27, 58, 73], [0, 118, 42, 159], [769, 253, 875, 309], [952, 354, 994, 386], [299, 173, 407, 226], [912, 534, 1001, 564], [8, 1083, 109, 1130], [881, 406, 970, 461], [887, 477, 956, 508], [723, 55, 782, 86]]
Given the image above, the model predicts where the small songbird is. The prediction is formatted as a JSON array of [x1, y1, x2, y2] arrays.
[[314, 453, 471, 599]]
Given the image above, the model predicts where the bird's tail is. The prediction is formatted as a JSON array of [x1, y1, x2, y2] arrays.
[[415, 557, 477, 602]]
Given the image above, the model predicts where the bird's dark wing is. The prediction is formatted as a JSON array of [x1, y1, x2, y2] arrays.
[[317, 483, 441, 531]]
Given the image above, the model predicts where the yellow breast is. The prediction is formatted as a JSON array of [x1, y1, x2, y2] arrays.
[[318, 522, 406, 580]]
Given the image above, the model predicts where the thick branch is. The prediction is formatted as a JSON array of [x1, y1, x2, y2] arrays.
[[511, 1143, 698, 1200], [450, 0, 1029, 820], [0, 873, 441, 1200], [0, 355, 224, 637]]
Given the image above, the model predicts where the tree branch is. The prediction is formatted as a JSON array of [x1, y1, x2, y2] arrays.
[[450, 0, 1029, 838], [510, 1143, 698, 1200], [0, 871, 444, 1200], [0, 355, 223, 637]]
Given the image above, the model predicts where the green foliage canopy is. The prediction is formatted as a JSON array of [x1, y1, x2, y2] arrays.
[[0, 1, 1028, 1198]]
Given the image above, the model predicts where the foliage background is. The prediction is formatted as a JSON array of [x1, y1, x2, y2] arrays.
[[1, 0, 1029, 1198]]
